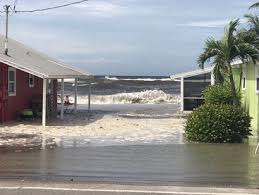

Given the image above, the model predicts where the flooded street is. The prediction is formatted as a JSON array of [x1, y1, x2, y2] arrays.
[[0, 104, 258, 188], [0, 143, 258, 188]]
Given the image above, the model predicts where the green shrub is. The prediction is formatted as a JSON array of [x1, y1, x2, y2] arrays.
[[185, 104, 252, 143], [202, 84, 239, 105]]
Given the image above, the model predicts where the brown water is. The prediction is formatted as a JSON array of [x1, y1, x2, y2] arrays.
[[0, 143, 258, 188]]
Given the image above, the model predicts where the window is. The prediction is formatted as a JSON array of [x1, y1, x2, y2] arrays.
[[29, 74, 34, 88], [8, 67, 16, 96], [242, 65, 246, 90], [256, 64, 259, 93]]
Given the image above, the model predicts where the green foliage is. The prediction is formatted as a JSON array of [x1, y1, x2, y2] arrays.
[[197, 20, 259, 105], [185, 104, 252, 143], [202, 84, 238, 105]]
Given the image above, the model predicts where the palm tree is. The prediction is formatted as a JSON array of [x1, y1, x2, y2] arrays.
[[198, 19, 259, 105], [244, 14, 259, 35], [250, 2, 259, 9]]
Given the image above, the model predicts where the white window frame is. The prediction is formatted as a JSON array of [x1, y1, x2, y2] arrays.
[[29, 74, 34, 88], [256, 63, 259, 94], [242, 65, 246, 90], [8, 67, 16, 96]]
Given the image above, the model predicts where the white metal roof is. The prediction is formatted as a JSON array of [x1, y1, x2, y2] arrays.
[[170, 58, 244, 81], [0, 35, 91, 79], [170, 67, 213, 80]]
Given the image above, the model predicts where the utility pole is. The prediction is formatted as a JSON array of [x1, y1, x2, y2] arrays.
[[4, 5, 11, 55]]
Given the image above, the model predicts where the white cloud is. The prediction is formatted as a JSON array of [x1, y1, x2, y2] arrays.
[[73, 1, 127, 17], [178, 18, 246, 28]]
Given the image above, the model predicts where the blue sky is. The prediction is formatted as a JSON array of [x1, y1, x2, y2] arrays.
[[0, 0, 257, 75]]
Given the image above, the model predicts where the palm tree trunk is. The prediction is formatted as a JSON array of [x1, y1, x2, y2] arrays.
[[227, 64, 239, 105]]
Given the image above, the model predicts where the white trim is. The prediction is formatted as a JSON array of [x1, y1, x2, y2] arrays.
[[184, 97, 205, 100], [88, 81, 91, 117], [242, 65, 246, 90], [8, 67, 16, 96], [74, 78, 78, 112], [180, 77, 184, 111], [60, 78, 64, 120], [0, 57, 46, 78], [211, 69, 215, 85], [28, 74, 34, 88], [184, 79, 211, 83], [0, 58, 92, 79], [171, 67, 213, 80]]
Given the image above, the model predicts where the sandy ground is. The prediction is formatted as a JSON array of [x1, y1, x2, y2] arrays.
[[0, 111, 185, 146]]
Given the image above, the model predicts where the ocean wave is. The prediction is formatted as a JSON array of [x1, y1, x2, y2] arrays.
[[105, 76, 171, 82], [71, 90, 180, 104]]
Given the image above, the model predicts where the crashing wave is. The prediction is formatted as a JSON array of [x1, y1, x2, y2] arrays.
[[105, 76, 171, 82], [72, 90, 180, 104]]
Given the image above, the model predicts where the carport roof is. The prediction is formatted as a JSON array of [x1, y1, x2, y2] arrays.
[[170, 67, 213, 80]]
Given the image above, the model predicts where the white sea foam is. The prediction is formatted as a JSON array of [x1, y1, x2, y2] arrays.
[[105, 76, 171, 82], [71, 90, 180, 104]]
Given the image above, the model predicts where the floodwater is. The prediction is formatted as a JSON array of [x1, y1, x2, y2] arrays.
[[0, 143, 258, 188], [0, 104, 258, 188]]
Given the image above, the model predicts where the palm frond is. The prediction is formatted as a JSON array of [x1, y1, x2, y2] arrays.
[[197, 38, 222, 68], [237, 43, 259, 64], [249, 2, 259, 9], [224, 19, 239, 48], [244, 14, 259, 35]]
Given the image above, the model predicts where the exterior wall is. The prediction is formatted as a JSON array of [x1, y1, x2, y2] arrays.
[[0, 63, 43, 122], [233, 62, 259, 139]]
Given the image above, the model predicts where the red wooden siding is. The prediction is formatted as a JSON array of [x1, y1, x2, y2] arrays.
[[5, 63, 43, 121], [0, 63, 58, 123]]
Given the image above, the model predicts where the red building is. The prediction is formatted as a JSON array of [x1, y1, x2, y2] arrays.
[[0, 35, 90, 126]]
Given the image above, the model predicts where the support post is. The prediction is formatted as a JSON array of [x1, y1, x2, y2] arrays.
[[61, 78, 64, 120], [180, 76, 184, 112], [74, 78, 78, 112], [211, 69, 215, 85], [42, 78, 47, 126], [88, 80, 91, 119]]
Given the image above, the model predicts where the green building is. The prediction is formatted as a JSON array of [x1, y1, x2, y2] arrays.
[[171, 61, 259, 141], [233, 61, 259, 141]]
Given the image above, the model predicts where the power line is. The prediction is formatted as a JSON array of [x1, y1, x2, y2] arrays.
[[15, 0, 89, 13], [13, 0, 18, 10]]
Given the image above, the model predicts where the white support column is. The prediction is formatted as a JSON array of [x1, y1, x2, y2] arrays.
[[88, 81, 91, 119], [180, 76, 184, 112], [74, 78, 78, 112], [61, 78, 64, 120], [42, 78, 47, 126], [211, 69, 215, 85]]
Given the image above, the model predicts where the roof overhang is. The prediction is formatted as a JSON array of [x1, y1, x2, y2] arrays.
[[170, 59, 246, 81], [0, 57, 92, 79], [170, 67, 213, 81]]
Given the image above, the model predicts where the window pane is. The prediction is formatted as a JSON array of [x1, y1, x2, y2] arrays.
[[257, 78, 259, 91], [8, 83, 15, 93], [29, 77, 33, 85], [9, 71, 14, 81]]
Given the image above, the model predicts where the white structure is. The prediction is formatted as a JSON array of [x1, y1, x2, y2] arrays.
[[171, 67, 214, 111]]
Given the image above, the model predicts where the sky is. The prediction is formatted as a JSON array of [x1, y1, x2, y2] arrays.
[[0, 0, 256, 76]]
